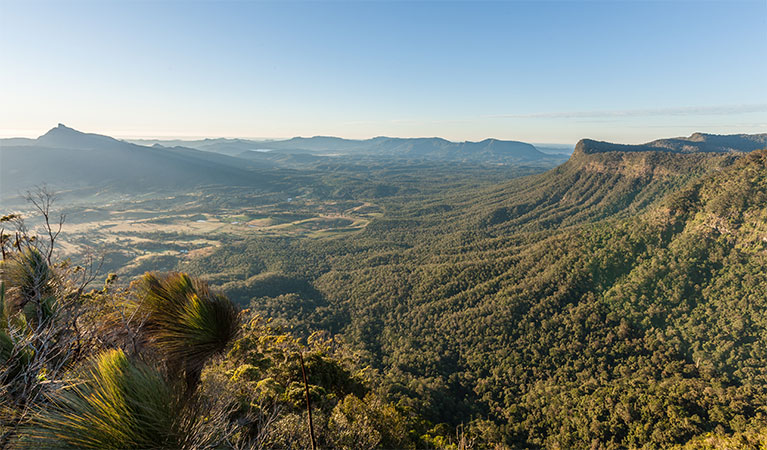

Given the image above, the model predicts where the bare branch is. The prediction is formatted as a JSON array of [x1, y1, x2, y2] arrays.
[[24, 185, 65, 264]]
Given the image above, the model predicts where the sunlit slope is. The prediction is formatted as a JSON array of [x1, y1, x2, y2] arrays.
[[361, 145, 735, 243]]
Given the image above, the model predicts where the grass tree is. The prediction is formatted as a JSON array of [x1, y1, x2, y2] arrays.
[[1, 247, 58, 327], [1, 247, 68, 443], [24, 348, 182, 449], [135, 272, 240, 392]]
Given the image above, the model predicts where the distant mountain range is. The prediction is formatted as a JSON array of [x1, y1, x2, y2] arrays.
[[2, 125, 765, 203], [133, 135, 565, 164], [1, 125, 569, 201]]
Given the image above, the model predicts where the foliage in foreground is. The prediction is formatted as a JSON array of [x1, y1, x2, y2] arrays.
[[23, 349, 180, 449]]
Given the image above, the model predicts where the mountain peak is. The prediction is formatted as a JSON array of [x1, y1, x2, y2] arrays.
[[41, 123, 80, 137], [37, 124, 121, 149], [689, 132, 708, 142]]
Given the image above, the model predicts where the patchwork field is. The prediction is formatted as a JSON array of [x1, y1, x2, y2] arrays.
[[47, 193, 382, 279]]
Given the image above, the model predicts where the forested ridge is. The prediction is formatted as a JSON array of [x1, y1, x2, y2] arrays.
[[180, 147, 767, 448]]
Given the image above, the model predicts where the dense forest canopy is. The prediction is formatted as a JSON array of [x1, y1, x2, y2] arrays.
[[181, 142, 767, 448]]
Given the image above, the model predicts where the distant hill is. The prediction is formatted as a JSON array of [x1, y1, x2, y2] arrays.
[[532, 143, 575, 155], [575, 132, 767, 155], [0, 124, 280, 202], [131, 138, 285, 157], [132, 135, 564, 164]]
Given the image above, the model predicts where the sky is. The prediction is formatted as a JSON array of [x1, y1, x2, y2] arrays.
[[1, 0, 765, 144]]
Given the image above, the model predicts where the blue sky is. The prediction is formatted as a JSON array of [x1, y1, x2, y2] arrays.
[[1, 0, 765, 144]]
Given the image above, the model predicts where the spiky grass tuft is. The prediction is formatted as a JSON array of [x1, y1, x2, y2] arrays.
[[0, 247, 56, 324], [137, 272, 239, 388], [25, 349, 180, 449]]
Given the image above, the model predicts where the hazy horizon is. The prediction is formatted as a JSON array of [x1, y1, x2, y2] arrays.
[[2, 0, 766, 143], [6, 122, 763, 148], [4, 122, 577, 145]]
